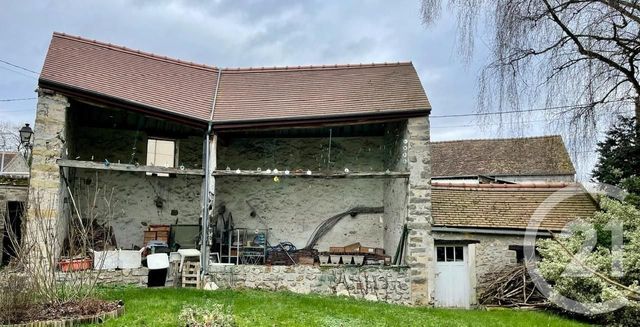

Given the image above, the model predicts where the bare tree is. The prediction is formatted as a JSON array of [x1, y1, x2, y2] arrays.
[[421, 0, 640, 130], [0, 120, 20, 151]]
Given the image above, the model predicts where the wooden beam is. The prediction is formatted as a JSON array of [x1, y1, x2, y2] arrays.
[[57, 159, 204, 176], [211, 170, 409, 179]]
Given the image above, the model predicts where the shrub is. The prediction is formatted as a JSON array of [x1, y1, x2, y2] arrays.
[[178, 302, 236, 327], [0, 271, 36, 324], [537, 198, 640, 324]]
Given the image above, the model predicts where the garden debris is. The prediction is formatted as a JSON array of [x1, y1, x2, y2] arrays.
[[321, 242, 389, 266], [478, 264, 548, 307], [1, 298, 120, 324], [267, 247, 318, 266]]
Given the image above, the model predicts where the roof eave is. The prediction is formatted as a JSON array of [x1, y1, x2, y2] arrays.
[[432, 172, 576, 179], [212, 108, 431, 131], [432, 225, 556, 235], [38, 79, 210, 129]]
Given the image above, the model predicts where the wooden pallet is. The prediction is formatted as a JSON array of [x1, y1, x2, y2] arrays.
[[181, 262, 201, 288]]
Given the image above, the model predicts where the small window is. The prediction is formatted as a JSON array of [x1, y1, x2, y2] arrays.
[[445, 247, 454, 262], [454, 246, 464, 262], [437, 247, 445, 261], [147, 139, 175, 176], [436, 246, 464, 262], [147, 139, 175, 167]]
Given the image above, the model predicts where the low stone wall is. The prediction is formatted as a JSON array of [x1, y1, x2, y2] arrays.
[[207, 265, 411, 305], [57, 268, 149, 286]]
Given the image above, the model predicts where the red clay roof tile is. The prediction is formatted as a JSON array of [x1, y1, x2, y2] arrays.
[[40, 33, 218, 122], [39, 33, 431, 125]]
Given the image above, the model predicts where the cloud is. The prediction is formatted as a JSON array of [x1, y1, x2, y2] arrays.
[[0, 1, 584, 175]]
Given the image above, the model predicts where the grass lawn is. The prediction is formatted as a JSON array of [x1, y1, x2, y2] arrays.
[[92, 287, 588, 327]]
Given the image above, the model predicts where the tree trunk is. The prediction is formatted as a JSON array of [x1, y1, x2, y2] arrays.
[[636, 96, 640, 121]]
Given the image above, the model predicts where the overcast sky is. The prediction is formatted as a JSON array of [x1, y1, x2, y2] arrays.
[[0, 1, 599, 178]]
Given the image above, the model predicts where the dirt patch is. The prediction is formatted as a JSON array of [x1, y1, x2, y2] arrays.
[[3, 299, 121, 324]]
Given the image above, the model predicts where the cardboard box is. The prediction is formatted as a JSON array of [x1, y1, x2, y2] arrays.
[[357, 246, 385, 256], [329, 246, 345, 253], [344, 242, 361, 253], [149, 224, 170, 232], [143, 231, 158, 244]]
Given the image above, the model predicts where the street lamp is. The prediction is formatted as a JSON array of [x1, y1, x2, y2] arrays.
[[19, 123, 33, 148]]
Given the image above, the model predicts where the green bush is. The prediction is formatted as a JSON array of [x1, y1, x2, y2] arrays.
[[537, 198, 640, 324], [178, 302, 236, 327]]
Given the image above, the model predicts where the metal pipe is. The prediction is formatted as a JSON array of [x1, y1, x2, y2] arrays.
[[201, 69, 222, 274]]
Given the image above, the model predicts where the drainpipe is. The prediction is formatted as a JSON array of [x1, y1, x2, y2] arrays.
[[201, 69, 222, 274], [201, 122, 212, 272]]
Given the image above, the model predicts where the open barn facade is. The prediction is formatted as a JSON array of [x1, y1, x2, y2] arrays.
[[19, 32, 598, 307]]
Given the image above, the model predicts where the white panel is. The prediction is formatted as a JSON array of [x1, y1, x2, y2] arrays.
[[434, 245, 471, 308]]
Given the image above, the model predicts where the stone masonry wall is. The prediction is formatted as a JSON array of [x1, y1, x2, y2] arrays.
[[57, 267, 149, 287], [70, 169, 202, 249], [403, 117, 432, 305], [29, 91, 68, 218], [27, 91, 70, 263], [382, 122, 408, 260], [70, 126, 203, 169], [432, 232, 522, 295], [215, 136, 386, 251], [207, 265, 411, 305]]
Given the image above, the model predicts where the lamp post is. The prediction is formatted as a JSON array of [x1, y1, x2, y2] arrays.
[[19, 123, 33, 164]]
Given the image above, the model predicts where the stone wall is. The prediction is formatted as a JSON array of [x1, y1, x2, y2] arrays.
[[432, 231, 522, 295], [57, 267, 149, 286], [70, 169, 202, 249], [207, 264, 411, 305], [382, 122, 408, 260], [217, 136, 386, 172], [27, 91, 70, 264], [62, 107, 205, 249], [30, 91, 68, 218], [70, 126, 203, 169], [403, 117, 432, 305], [215, 136, 387, 251]]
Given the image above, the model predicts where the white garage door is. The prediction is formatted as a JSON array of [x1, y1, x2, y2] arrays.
[[434, 245, 471, 308]]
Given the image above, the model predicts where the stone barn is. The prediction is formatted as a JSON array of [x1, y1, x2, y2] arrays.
[[24, 32, 599, 307]]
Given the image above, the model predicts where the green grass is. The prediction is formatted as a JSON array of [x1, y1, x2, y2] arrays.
[[92, 287, 588, 327]]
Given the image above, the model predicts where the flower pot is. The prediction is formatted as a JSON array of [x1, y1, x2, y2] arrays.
[[59, 257, 92, 272]]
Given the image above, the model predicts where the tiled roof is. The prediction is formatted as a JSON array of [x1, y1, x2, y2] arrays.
[[432, 183, 598, 230], [40, 33, 218, 122], [214, 63, 430, 123], [431, 135, 575, 177], [39, 33, 430, 125]]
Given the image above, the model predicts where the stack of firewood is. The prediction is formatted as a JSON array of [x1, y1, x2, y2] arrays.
[[478, 264, 547, 307]]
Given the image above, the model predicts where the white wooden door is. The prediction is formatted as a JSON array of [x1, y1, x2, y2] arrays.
[[434, 245, 471, 308]]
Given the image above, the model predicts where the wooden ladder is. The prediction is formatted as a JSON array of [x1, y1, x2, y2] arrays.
[[181, 261, 201, 288]]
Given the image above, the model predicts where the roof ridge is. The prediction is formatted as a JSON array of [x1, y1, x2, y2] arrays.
[[221, 61, 413, 73], [431, 134, 562, 144], [52, 32, 219, 72]]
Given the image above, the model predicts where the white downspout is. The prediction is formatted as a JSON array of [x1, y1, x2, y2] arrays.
[[201, 69, 222, 274]]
